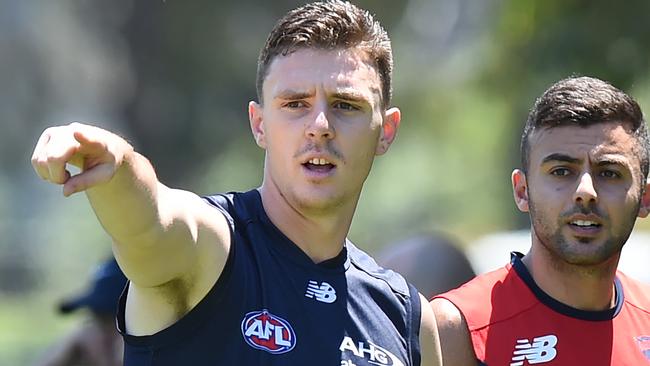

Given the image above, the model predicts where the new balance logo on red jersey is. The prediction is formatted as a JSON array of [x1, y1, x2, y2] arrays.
[[635, 335, 650, 361], [305, 280, 337, 303], [510, 335, 557, 366]]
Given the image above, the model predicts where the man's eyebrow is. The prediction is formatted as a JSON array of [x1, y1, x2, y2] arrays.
[[273, 89, 314, 100], [541, 153, 581, 165], [596, 156, 629, 167], [272, 88, 376, 104], [332, 90, 369, 103]]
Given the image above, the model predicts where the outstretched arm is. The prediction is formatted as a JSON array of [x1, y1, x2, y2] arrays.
[[31, 123, 230, 327]]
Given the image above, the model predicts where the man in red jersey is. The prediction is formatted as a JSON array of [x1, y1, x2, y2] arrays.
[[432, 76, 650, 365]]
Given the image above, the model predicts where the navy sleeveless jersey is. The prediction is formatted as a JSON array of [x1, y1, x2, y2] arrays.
[[117, 189, 422, 365]]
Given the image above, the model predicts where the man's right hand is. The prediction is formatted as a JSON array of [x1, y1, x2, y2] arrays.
[[31, 122, 133, 197], [31, 122, 232, 336]]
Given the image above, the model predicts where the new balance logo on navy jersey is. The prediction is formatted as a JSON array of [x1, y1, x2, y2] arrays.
[[305, 281, 337, 303], [510, 335, 557, 365]]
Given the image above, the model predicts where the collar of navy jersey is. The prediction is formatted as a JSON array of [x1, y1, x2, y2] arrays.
[[510, 251, 624, 321], [251, 189, 351, 272]]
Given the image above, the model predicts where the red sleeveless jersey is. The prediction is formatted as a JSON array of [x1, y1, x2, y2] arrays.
[[435, 253, 650, 365]]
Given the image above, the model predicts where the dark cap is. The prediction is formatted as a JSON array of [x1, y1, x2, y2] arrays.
[[58, 258, 128, 316]]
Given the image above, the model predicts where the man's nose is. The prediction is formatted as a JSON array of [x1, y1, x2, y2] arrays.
[[305, 110, 335, 140], [573, 172, 598, 205]]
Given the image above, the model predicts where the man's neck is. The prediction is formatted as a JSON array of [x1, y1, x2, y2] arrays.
[[523, 236, 620, 311], [259, 184, 358, 264]]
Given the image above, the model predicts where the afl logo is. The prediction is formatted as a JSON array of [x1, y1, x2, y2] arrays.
[[241, 309, 296, 354]]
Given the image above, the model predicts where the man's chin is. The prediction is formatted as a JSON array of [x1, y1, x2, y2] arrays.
[[293, 190, 347, 214], [555, 241, 619, 266]]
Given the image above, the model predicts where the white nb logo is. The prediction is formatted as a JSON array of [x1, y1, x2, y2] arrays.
[[510, 335, 557, 366], [305, 281, 337, 303]]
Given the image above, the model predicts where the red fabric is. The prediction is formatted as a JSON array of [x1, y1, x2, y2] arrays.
[[435, 265, 650, 365]]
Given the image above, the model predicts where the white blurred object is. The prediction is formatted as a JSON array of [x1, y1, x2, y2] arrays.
[[467, 230, 650, 284]]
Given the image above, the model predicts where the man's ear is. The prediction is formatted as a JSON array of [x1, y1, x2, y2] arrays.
[[376, 107, 401, 156], [637, 178, 650, 218], [512, 169, 529, 212], [249, 101, 266, 149]]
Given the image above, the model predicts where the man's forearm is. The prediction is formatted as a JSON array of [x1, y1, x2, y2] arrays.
[[86, 151, 162, 246]]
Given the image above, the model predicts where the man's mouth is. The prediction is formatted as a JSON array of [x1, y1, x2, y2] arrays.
[[303, 158, 336, 172], [569, 220, 602, 228], [566, 216, 604, 238]]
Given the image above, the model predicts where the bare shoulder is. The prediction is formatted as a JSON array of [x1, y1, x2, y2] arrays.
[[157, 187, 233, 305], [418, 294, 442, 366], [126, 187, 232, 290], [430, 297, 464, 327], [123, 188, 233, 336], [429, 297, 478, 366], [185, 189, 233, 295]]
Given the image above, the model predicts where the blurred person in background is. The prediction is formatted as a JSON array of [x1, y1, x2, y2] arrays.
[[377, 233, 475, 299], [35, 258, 126, 366], [30, 1, 441, 365], [432, 76, 650, 365]]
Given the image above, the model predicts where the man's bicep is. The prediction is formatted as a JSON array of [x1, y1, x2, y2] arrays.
[[152, 188, 233, 292], [430, 297, 478, 366], [189, 195, 233, 300], [114, 188, 231, 290], [118, 192, 232, 335]]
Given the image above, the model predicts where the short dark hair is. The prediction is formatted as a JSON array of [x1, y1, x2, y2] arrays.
[[256, 0, 393, 108], [521, 76, 649, 180]]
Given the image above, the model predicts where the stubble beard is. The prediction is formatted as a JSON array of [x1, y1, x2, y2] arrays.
[[529, 198, 638, 272]]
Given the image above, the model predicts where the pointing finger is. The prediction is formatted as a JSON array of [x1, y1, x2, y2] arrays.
[[45, 134, 81, 184], [63, 163, 114, 196]]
